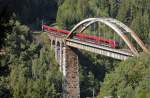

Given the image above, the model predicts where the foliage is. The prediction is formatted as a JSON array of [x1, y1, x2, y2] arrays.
[[99, 53, 150, 98], [57, 0, 150, 97], [1, 0, 150, 98], [56, 0, 111, 29], [0, 17, 62, 98], [57, 0, 150, 44], [78, 51, 119, 97]]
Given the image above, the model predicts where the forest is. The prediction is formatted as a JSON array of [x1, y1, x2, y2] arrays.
[[0, 0, 150, 98]]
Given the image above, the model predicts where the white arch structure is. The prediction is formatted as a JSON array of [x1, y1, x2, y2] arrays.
[[66, 17, 149, 55]]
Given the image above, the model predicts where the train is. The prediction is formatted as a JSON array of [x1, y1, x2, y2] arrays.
[[42, 24, 118, 48]]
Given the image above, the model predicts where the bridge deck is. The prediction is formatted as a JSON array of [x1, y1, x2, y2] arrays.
[[66, 39, 134, 60], [47, 31, 134, 60]]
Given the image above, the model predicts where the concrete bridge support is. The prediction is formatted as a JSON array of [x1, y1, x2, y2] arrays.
[[62, 46, 80, 98], [50, 37, 80, 98]]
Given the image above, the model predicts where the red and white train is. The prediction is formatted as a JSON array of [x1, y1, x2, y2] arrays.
[[42, 24, 118, 48]]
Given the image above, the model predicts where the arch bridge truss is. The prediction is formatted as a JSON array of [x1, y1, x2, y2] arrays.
[[65, 17, 148, 60]]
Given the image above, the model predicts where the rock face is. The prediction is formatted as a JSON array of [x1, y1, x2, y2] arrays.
[[0, 0, 58, 48], [14, 0, 58, 29], [0, 0, 13, 16], [0, 0, 58, 29]]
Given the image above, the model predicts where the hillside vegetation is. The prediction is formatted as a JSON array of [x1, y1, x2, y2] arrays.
[[99, 53, 150, 98], [57, 0, 150, 44], [0, 3, 62, 97], [56, 0, 150, 97], [0, 0, 150, 98]]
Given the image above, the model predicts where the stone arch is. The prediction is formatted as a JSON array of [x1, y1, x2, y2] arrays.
[[56, 40, 61, 47], [52, 40, 55, 45]]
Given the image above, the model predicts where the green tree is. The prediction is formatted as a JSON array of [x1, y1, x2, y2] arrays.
[[0, 17, 62, 98], [99, 52, 150, 98]]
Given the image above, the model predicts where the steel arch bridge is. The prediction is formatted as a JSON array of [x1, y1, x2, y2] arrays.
[[43, 17, 149, 97], [43, 17, 149, 60], [65, 17, 148, 59]]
